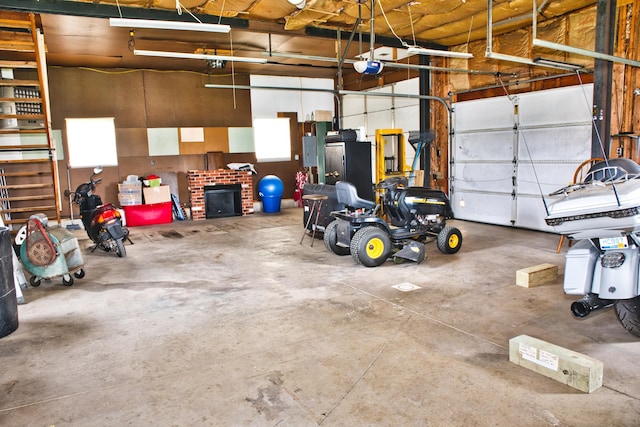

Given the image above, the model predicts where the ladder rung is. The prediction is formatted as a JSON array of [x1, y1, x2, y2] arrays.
[[0, 128, 47, 135], [0, 114, 45, 120], [0, 18, 33, 30], [0, 60, 37, 69], [0, 194, 54, 202], [0, 171, 51, 178], [0, 79, 40, 87], [0, 183, 52, 190], [0, 159, 50, 164], [0, 145, 49, 151], [0, 40, 35, 53], [0, 205, 56, 213], [0, 97, 42, 103]]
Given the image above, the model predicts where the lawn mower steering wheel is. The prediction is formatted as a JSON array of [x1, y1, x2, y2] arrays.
[[377, 176, 407, 190]]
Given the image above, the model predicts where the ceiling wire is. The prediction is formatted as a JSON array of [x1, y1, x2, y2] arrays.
[[378, 1, 409, 48], [407, 3, 416, 47]]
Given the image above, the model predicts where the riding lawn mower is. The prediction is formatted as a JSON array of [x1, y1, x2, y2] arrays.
[[323, 177, 462, 267]]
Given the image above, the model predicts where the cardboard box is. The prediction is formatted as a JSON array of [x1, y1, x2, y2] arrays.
[[143, 185, 171, 205], [122, 202, 172, 226], [314, 110, 333, 122]]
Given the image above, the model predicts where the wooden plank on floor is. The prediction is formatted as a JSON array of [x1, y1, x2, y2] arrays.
[[516, 263, 558, 287], [509, 334, 603, 393]]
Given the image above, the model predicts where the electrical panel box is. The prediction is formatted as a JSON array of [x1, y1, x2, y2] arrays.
[[302, 135, 317, 167]]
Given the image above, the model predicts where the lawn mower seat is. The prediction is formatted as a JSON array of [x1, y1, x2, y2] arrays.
[[335, 181, 376, 210]]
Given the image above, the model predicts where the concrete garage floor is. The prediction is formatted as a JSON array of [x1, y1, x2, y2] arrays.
[[1, 207, 640, 426]]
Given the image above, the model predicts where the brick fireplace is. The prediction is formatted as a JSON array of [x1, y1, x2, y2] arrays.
[[187, 169, 254, 220]]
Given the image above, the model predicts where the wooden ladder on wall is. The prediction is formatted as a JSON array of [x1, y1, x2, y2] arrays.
[[0, 12, 61, 232]]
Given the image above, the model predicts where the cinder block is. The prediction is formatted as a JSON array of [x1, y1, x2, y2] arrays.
[[516, 263, 558, 287], [509, 334, 603, 393]]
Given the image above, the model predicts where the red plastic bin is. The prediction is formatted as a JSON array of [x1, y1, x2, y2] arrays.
[[122, 202, 173, 226]]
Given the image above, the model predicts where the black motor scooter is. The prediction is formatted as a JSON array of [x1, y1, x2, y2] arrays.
[[66, 167, 130, 257]]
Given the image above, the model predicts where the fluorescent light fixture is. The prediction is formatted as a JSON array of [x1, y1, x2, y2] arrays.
[[485, 51, 535, 66], [533, 57, 583, 71], [533, 38, 640, 68], [133, 49, 267, 64], [109, 17, 230, 33], [407, 46, 473, 59]]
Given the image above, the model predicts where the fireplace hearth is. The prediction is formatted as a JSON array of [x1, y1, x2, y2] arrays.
[[187, 169, 254, 221]]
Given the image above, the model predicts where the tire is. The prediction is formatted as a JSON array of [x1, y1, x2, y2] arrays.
[[62, 275, 74, 287], [614, 296, 640, 337], [115, 238, 126, 258], [323, 220, 350, 256], [350, 227, 391, 267], [29, 275, 41, 287], [73, 269, 85, 279], [437, 226, 462, 254]]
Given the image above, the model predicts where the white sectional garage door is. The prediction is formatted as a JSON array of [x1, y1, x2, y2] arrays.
[[451, 84, 594, 232]]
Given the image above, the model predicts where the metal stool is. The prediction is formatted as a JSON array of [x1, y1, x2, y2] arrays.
[[300, 194, 328, 246]]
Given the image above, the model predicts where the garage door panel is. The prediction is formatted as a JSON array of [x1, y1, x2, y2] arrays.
[[451, 191, 513, 226], [518, 127, 591, 159], [343, 95, 365, 113], [456, 131, 513, 161], [454, 97, 514, 132], [454, 162, 513, 193], [516, 163, 577, 196], [519, 85, 594, 126]]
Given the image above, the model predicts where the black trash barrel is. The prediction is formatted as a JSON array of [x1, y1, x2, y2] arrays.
[[0, 226, 18, 338]]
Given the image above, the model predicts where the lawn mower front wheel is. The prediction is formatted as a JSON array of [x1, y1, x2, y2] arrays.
[[437, 226, 462, 254], [350, 226, 391, 267]]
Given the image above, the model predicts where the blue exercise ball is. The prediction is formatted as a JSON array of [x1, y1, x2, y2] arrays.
[[258, 175, 284, 213], [258, 175, 284, 197]]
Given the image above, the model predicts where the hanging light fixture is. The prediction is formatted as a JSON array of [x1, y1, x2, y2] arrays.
[[109, 18, 231, 33], [407, 46, 473, 59], [133, 49, 267, 64]]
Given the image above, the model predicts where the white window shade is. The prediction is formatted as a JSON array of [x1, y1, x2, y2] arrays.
[[66, 117, 118, 167], [253, 118, 291, 162]]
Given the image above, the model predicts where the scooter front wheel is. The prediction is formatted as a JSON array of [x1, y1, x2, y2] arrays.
[[615, 296, 640, 337], [115, 238, 126, 258]]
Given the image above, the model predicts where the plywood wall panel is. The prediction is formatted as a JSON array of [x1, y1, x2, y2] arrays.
[[141, 71, 252, 128], [48, 68, 146, 129]]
